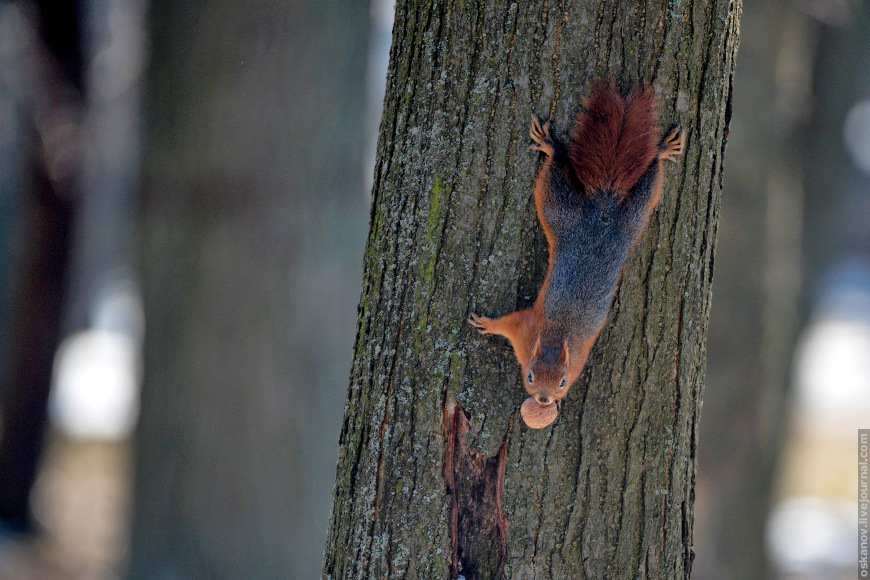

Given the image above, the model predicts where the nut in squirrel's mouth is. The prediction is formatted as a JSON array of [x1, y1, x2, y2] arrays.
[[520, 396, 559, 429]]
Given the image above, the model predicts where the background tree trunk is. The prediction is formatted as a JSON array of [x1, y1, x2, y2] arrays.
[[802, 3, 870, 289], [0, 1, 82, 532], [323, 1, 740, 579], [130, 0, 370, 578], [692, 0, 813, 577]]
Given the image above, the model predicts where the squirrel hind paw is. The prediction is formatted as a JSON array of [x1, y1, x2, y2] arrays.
[[659, 128, 684, 161], [529, 115, 555, 156]]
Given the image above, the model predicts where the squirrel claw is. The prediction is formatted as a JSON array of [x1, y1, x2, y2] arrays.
[[659, 128, 684, 162], [529, 115, 555, 156], [469, 313, 491, 334], [530, 115, 541, 136]]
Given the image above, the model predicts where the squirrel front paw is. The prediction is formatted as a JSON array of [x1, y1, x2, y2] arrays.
[[469, 313, 493, 334]]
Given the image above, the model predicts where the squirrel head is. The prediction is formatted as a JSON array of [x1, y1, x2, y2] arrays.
[[524, 335, 571, 405]]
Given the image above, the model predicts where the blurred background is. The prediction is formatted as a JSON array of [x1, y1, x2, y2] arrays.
[[0, 0, 866, 578]]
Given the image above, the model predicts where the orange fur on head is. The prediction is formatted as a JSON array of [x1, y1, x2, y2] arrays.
[[569, 81, 661, 197]]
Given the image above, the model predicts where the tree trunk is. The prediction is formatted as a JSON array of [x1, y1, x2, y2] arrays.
[[0, 1, 82, 532], [693, 0, 812, 577], [0, 163, 74, 531], [323, 1, 740, 579], [802, 4, 870, 293], [130, 0, 369, 578]]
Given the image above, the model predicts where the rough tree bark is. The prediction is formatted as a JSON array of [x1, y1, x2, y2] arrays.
[[323, 1, 741, 579]]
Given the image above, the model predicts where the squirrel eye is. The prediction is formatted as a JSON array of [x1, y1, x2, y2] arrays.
[[560, 378, 567, 389], [527, 372, 533, 383]]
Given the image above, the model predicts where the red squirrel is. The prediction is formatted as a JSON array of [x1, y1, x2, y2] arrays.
[[470, 81, 683, 426]]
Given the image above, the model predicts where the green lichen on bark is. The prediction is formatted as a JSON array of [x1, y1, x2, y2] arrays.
[[324, 0, 741, 578]]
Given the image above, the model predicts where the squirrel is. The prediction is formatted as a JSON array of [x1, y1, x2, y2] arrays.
[[470, 81, 683, 424]]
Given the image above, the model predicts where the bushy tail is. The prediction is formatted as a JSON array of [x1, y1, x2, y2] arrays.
[[569, 81, 660, 196]]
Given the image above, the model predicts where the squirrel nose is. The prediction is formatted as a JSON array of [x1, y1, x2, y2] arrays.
[[536, 395, 551, 405]]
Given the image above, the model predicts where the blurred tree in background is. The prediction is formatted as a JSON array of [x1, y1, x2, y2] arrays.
[[803, 1, 870, 286], [697, 1, 870, 578], [0, 0, 83, 532], [130, 0, 370, 578], [693, 0, 813, 577]]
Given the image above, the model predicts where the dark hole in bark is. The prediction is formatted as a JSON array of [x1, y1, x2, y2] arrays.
[[444, 402, 509, 580]]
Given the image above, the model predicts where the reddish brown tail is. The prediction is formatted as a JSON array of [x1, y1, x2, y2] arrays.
[[569, 81, 660, 196]]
